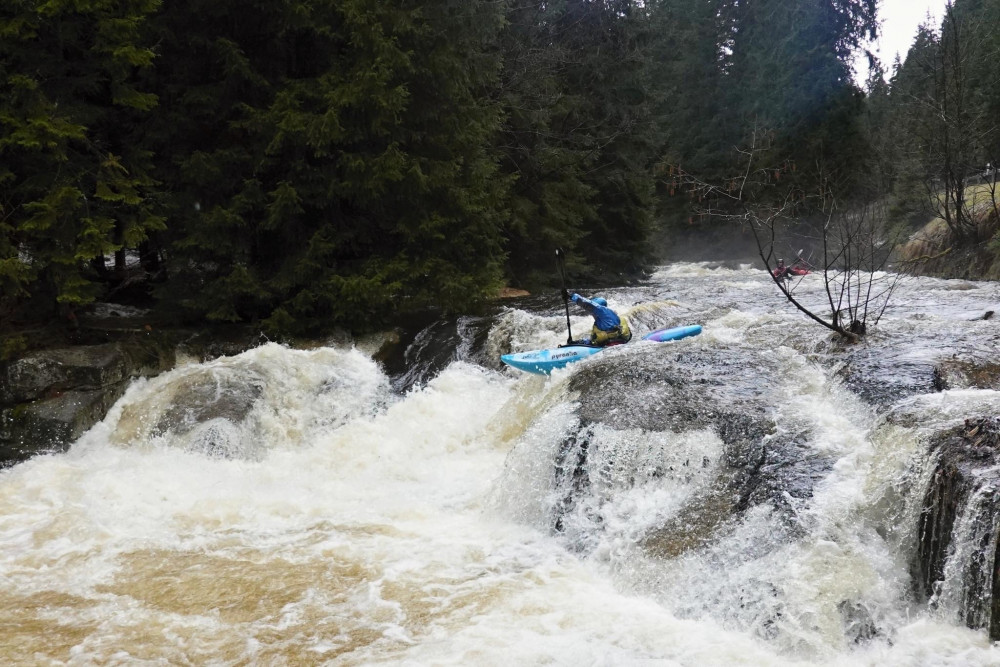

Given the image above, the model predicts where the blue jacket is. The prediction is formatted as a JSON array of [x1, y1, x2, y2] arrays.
[[571, 293, 621, 331]]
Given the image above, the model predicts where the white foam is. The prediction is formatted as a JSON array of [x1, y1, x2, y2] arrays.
[[4, 267, 1000, 665]]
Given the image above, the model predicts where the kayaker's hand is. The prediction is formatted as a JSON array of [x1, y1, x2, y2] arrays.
[[562, 288, 570, 301]]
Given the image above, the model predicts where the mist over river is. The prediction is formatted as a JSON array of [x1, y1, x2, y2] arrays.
[[4, 262, 1000, 665]]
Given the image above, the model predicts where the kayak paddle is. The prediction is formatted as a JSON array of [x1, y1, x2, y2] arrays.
[[555, 248, 574, 345]]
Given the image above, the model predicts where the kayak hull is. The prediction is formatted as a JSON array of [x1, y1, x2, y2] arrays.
[[501, 324, 702, 375]]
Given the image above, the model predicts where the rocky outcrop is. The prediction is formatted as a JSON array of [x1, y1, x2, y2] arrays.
[[1, 343, 129, 404], [835, 349, 936, 408], [385, 316, 495, 392], [355, 330, 402, 364], [553, 346, 833, 554], [932, 359, 1000, 391], [0, 339, 173, 463], [834, 341, 1000, 409], [0, 388, 128, 459], [0, 325, 406, 465], [110, 364, 267, 460], [897, 202, 1000, 280], [915, 417, 1000, 638]]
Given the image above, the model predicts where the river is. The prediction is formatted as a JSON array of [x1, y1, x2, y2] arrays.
[[2, 262, 1000, 665]]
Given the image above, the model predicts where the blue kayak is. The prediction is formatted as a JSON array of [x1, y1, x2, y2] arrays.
[[642, 324, 703, 343], [501, 324, 702, 375]]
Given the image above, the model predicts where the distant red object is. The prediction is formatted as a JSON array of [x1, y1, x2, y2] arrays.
[[772, 265, 810, 278]]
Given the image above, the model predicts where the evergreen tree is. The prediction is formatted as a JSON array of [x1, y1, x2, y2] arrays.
[[145, 0, 509, 333], [861, 61, 900, 195], [650, 0, 728, 177], [949, 0, 1000, 176], [647, 0, 879, 245], [570, 0, 660, 275], [0, 0, 162, 325], [646, 0, 731, 235], [719, 0, 877, 198], [889, 2, 1000, 241], [498, 0, 659, 285], [885, 23, 941, 224], [496, 0, 598, 286]]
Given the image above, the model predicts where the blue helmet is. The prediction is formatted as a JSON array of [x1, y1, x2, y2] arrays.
[[593, 297, 608, 307]]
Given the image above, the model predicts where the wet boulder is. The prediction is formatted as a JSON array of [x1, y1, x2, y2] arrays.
[[915, 416, 1000, 638], [0, 343, 129, 404], [355, 330, 402, 364], [112, 367, 266, 459], [836, 324, 1000, 408], [386, 315, 496, 391], [0, 388, 127, 462], [0, 342, 173, 464], [932, 358, 1000, 391], [838, 600, 879, 644], [835, 347, 937, 408], [552, 344, 834, 554], [152, 374, 263, 436]]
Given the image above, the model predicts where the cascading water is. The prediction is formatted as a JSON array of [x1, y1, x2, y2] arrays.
[[3, 263, 1000, 665]]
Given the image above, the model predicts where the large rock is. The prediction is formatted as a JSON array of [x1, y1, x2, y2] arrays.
[[835, 348, 936, 408], [386, 316, 495, 391], [932, 358, 1000, 391], [551, 345, 833, 553], [355, 330, 402, 363], [175, 328, 270, 362], [915, 417, 1000, 638], [0, 339, 175, 464], [0, 343, 128, 404], [0, 387, 127, 462], [112, 367, 265, 459]]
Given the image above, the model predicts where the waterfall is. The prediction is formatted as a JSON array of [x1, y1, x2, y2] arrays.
[[4, 263, 1000, 664]]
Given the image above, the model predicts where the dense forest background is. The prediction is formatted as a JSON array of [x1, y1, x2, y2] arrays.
[[2, 0, 999, 347]]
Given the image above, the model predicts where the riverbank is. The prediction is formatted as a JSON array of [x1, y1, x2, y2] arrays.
[[0, 307, 402, 465], [0, 290, 534, 464], [898, 186, 1000, 279]]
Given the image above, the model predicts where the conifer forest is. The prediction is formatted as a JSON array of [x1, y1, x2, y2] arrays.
[[2, 0, 999, 343]]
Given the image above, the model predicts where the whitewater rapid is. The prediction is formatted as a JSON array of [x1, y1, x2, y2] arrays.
[[3, 263, 1000, 665]]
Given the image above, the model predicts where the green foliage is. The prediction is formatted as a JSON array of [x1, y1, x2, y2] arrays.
[[0, 334, 28, 361], [647, 0, 884, 239], [886, 0, 1000, 242], [498, 0, 659, 286], [147, 0, 509, 334], [723, 0, 876, 196], [650, 0, 729, 178], [11, 0, 979, 341], [0, 0, 161, 320]]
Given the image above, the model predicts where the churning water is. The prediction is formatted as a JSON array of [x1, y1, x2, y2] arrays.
[[3, 263, 1000, 665]]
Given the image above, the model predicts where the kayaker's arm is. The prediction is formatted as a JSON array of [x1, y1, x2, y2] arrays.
[[571, 293, 597, 313]]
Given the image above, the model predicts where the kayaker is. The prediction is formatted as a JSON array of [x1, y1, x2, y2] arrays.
[[773, 258, 791, 280], [563, 292, 632, 346], [773, 258, 808, 280]]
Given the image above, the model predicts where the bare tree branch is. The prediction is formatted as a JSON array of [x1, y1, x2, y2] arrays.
[[659, 124, 908, 340]]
